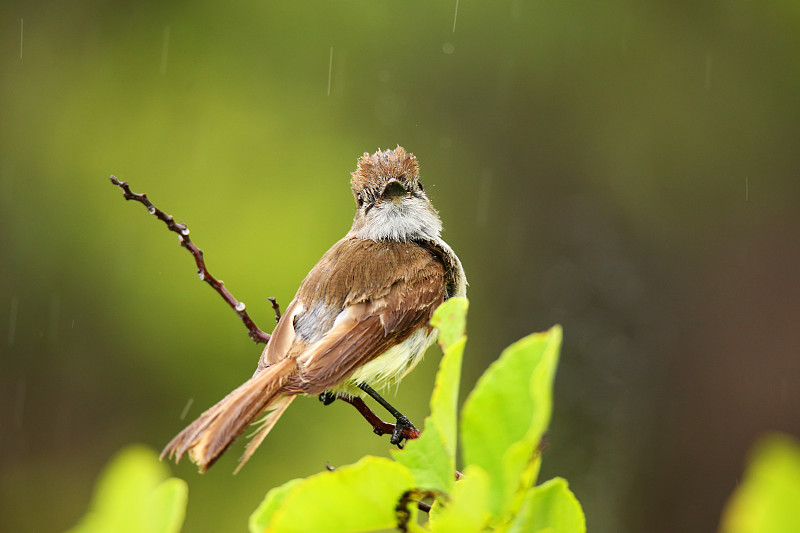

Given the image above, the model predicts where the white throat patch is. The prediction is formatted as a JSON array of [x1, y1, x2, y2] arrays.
[[352, 197, 442, 242]]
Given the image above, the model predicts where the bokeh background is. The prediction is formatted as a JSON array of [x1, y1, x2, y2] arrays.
[[2, 1, 800, 531]]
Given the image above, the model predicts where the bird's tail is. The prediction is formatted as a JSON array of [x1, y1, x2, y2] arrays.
[[161, 357, 297, 473]]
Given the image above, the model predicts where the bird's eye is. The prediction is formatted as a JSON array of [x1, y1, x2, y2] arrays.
[[357, 193, 364, 207]]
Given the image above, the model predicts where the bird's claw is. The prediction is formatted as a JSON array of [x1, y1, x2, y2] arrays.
[[390, 416, 419, 447]]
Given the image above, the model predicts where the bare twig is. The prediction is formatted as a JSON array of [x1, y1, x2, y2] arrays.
[[109, 175, 272, 344], [268, 297, 281, 322]]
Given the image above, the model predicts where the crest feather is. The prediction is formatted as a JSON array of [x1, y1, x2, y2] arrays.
[[350, 146, 420, 195]]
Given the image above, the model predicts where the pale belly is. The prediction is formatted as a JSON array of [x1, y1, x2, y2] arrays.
[[334, 327, 438, 396]]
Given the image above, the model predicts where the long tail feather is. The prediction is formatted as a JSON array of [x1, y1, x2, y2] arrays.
[[161, 357, 297, 472], [234, 395, 296, 474]]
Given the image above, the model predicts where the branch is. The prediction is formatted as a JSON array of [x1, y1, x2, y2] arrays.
[[109, 175, 274, 344], [268, 297, 282, 322], [395, 489, 441, 530]]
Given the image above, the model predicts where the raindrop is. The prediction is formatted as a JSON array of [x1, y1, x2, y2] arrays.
[[442, 42, 455, 55], [476, 170, 493, 228], [327, 46, 334, 96], [8, 297, 18, 346], [180, 397, 194, 420], [48, 295, 60, 345], [236, 302, 246, 312], [160, 25, 170, 76], [15, 379, 26, 428], [147, 206, 156, 214], [181, 227, 190, 236], [198, 270, 205, 281]]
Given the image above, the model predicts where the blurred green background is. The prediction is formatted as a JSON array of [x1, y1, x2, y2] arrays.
[[2, 1, 800, 532]]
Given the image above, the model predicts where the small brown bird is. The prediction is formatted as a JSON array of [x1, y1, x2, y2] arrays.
[[161, 147, 466, 472]]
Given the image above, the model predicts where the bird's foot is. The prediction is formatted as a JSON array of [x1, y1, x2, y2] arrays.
[[390, 415, 420, 448], [319, 392, 337, 406]]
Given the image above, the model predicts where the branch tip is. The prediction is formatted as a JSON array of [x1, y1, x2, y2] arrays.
[[268, 297, 282, 322], [109, 175, 275, 345]]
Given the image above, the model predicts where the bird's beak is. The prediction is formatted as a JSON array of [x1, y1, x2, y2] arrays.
[[382, 179, 407, 201]]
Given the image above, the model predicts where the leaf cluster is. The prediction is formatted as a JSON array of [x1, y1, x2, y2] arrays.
[[249, 298, 583, 533], [720, 434, 800, 533]]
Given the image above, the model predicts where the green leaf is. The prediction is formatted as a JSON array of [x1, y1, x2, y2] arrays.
[[431, 297, 468, 350], [148, 478, 189, 533], [460, 325, 562, 516], [393, 298, 468, 493], [720, 433, 800, 533], [249, 478, 305, 533], [67, 445, 188, 533], [392, 414, 452, 494], [393, 336, 467, 493], [434, 335, 467, 462], [426, 298, 468, 451], [507, 477, 585, 533], [253, 456, 415, 533], [428, 465, 491, 533]]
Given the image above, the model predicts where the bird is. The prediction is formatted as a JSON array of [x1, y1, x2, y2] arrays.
[[161, 146, 466, 472]]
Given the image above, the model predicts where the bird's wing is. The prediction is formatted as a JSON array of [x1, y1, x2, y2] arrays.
[[264, 237, 446, 395], [293, 259, 445, 394]]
